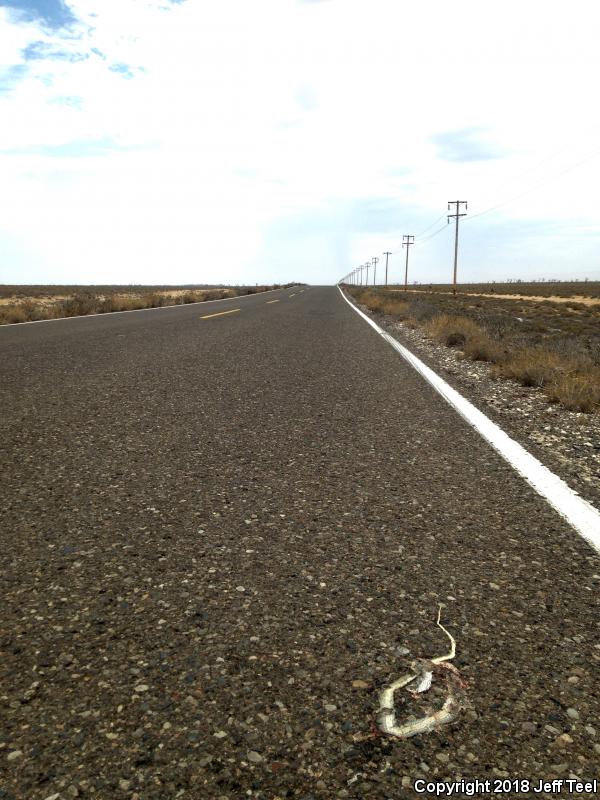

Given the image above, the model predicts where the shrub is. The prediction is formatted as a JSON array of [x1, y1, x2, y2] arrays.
[[547, 372, 600, 413], [463, 334, 506, 364], [359, 291, 384, 311], [180, 292, 199, 304], [496, 348, 567, 388], [142, 293, 168, 308], [381, 299, 410, 318], [425, 314, 483, 347], [101, 295, 140, 313], [408, 298, 438, 323], [60, 292, 102, 317], [0, 305, 28, 324]]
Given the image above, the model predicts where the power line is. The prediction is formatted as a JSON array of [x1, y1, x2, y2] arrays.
[[350, 138, 600, 288], [414, 213, 447, 238], [413, 223, 449, 247], [390, 214, 447, 251], [466, 145, 600, 223], [479, 134, 600, 201]]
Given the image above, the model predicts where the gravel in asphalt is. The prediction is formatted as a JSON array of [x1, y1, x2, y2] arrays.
[[1, 286, 599, 799]]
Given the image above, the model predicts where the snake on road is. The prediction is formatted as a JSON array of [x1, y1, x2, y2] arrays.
[[376, 606, 468, 739]]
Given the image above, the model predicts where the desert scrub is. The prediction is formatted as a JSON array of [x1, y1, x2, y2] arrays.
[[495, 349, 600, 412], [0, 299, 62, 323], [424, 314, 483, 348], [180, 291, 201, 304], [547, 372, 600, 413], [345, 286, 600, 413], [142, 292, 169, 308], [496, 348, 569, 388], [350, 289, 411, 319], [60, 292, 103, 317], [101, 294, 141, 312], [462, 334, 506, 364], [0, 284, 290, 324], [0, 305, 28, 324]]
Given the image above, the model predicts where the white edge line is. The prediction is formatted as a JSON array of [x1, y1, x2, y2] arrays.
[[0, 286, 286, 328], [338, 287, 600, 553]]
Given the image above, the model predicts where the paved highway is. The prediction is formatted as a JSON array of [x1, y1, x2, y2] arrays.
[[1, 286, 599, 798]]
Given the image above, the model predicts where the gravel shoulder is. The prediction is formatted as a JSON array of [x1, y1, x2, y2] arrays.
[[353, 296, 600, 512]]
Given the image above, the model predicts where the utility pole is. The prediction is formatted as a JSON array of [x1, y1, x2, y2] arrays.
[[372, 256, 379, 286], [383, 251, 392, 287], [447, 201, 467, 294], [365, 261, 369, 285], [402, 236, 414, 291]]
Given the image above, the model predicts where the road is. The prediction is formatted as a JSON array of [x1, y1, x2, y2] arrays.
[[1, 286, 599, 799]]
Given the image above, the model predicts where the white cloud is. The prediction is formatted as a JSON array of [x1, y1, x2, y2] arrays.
[[1, 0, 600, 284]]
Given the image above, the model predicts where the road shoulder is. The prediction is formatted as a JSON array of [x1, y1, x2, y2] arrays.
[[342, 290, 600, 513]]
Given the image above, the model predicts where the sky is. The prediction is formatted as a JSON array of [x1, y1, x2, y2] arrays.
[[1, 0, 600, 286]]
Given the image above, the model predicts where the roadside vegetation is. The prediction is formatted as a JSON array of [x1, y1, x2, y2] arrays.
[[402, 280, 600, 299], [0, 284, 301, 325], [347, 286, 600, 414]]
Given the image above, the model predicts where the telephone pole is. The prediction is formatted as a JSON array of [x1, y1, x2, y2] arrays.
[[383, 251, 392, 286], [365, 261, 369, 285], [447, 201, 467, 294], [372, 256, 379, 286], [402, 236, 414, 291]]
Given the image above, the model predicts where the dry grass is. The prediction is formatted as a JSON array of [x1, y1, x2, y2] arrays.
[[462, 334, 506, 364], [391, 280, 600, 299], [495, 350, 600, 412], [357, 290, 412, 320], [349, 286, 600, 413], [0, 285, 291, 325], [424, 314, 482, 348], [424, 314, 507, 364], [547, 372, 600, 413], [495, 348, 567, 388]]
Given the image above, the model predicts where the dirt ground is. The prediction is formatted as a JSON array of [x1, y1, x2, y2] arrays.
[[395, 291, 600, 307], [385, 281, 600, 299]]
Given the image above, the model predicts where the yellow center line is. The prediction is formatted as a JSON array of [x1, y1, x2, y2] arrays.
[[200, 308, 241, 319], [265, 299, 280, 304]]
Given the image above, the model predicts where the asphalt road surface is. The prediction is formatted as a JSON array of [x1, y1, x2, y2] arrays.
[[1, 286, 599, 799]]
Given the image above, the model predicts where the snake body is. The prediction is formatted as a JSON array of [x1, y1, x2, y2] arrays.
[[376, 607, 467, 739]]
